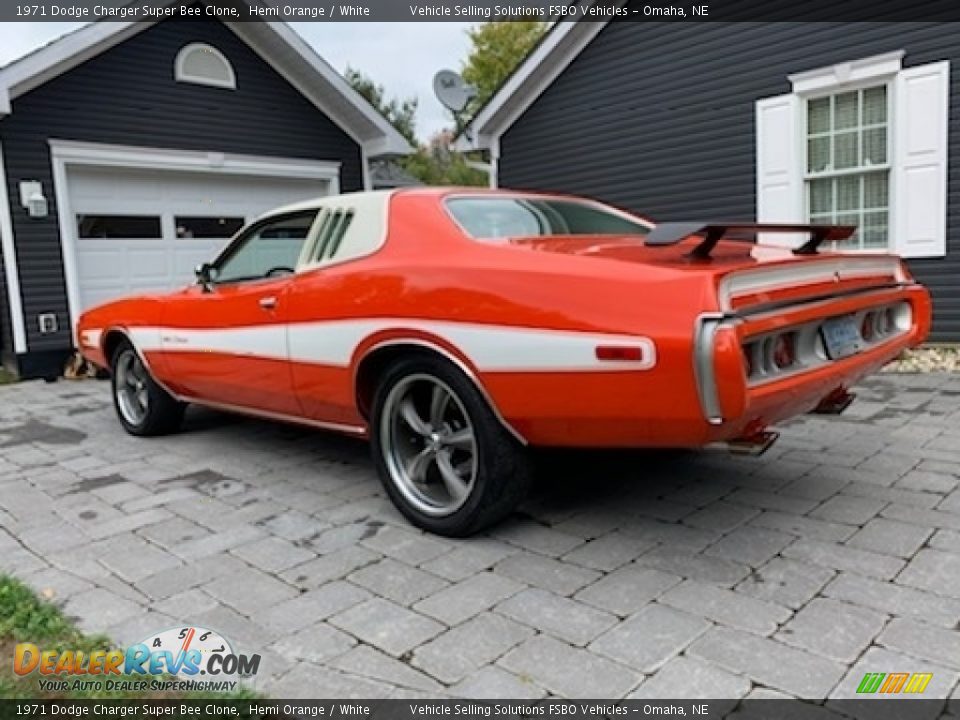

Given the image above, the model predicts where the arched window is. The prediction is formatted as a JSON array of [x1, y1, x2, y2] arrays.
[[174, 43, 236, 89]]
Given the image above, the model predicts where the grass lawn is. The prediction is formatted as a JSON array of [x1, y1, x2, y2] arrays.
[[0, 574, 258, 701], [0, 368, 14, 385]]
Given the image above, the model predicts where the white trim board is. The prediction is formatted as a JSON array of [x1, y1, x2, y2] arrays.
[[0, 141, 27, 354], [457, 14, 609, 153], [49, 140, 343, 343]]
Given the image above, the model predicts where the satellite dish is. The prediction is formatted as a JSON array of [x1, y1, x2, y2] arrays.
[[434, 70, 476, 114]]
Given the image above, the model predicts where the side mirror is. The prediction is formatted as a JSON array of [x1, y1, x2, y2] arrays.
[[195, 263, 216, 292]]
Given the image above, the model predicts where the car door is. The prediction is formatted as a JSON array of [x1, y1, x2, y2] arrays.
[[159, 210, 321, 417]]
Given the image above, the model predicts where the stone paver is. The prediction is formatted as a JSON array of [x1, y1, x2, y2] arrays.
[[328, 598, 444, 657], [659, 579, 792, 635], [4, 373, 960, 699], [774, 598, 887, 663], [499, 634, 641, 698], [688, 626, 847, 697], [589, 604, 711, 672], [495, 587, 617, 646], [412, 612, 533, 684]]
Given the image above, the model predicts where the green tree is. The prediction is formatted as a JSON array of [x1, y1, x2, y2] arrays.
[[461, 21, 547, 116], [345, 66, 418, 146], [403, 131, 487, 186]]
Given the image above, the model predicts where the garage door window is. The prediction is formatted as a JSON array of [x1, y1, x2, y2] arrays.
[[77, 214, 162, 239], [175, 216, 245, 239], [214, 211, 316, 283]]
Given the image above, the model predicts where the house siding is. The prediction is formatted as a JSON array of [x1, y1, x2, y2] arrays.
[[499, 17, 960, 342], [0, 18, 364, 366]]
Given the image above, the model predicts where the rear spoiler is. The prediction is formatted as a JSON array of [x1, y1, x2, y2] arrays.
[[645, 222, 856, 259]]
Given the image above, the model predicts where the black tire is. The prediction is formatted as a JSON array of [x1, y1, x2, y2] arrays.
[[370, 354, 533, 537], [110, 339, 185, 437]]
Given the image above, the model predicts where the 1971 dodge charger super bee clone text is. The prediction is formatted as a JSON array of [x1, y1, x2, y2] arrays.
[[76, 188, 931, 535]]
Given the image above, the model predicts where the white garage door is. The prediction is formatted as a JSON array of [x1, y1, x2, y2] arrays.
[[68, 165, 331, 311]]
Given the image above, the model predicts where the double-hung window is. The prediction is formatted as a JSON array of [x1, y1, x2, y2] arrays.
[[805, 86, 890, 250], [756, 52, 949, 259]]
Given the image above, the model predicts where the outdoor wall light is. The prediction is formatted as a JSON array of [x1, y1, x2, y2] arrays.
[[19, 180, 48, 218]]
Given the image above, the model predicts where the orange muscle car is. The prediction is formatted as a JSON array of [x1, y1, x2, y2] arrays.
[[77, 188, 931, 535]]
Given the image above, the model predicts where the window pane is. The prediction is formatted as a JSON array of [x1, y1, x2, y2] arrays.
[[837, 175, 860, 212], [807, 97, 831, 135], [862, 86, 887, 125], [446, 197, 649, 240], [175, 216, 244, 239], [862, 127, 887, 165], [215, 212, 315, 283], [834, 91, 859, 130], [77, 215, 161, 239], [808, 137, 831, 172], [862, 210, 888, 249], [863, 172, 889, 210], [834, 132, 859, 169], [810, 213, 833, 225], [809, 178, 833, 215]]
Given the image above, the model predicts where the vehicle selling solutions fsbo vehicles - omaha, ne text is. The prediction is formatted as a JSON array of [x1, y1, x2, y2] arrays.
[[76, 187, 931, 535]]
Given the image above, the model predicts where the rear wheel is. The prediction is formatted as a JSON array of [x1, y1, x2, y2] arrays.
[[370, 355, 532, 536], [110, 340, 185, 436]]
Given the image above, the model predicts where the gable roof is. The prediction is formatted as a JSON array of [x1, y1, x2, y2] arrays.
[[456, 14, 609, 153], [0, 5, 412, 157]]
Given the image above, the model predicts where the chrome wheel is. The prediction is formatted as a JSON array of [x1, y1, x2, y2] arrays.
[[380, 373, 478, 517], [115, 349, 149, 426]]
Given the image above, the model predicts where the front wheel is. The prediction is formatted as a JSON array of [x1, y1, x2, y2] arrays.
[[370, 355, 532, 537], [111, 340, 185, 437]]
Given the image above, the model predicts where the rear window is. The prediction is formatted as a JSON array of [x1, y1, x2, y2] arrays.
[[446, 197, 650, 241]]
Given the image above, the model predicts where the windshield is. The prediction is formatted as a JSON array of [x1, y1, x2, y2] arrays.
[[446, 196, 651, 241]]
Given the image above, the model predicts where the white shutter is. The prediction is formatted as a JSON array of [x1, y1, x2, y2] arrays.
[[756, 93, 803, 247], [893, 60, 949, 258]]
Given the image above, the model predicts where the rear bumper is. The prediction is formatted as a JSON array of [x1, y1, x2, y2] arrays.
[[703, 283, 930, 443]]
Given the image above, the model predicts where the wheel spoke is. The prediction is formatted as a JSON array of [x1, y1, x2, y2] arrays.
[[429, 384, 449, 427], [443, 427, 474, 451], [405, 446, 435, 484], [436, 449, 469, 502], [399, 397, 430, 436], [136, 388, 149, 409]]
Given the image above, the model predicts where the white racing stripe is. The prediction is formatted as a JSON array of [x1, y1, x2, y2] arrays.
[[122, 319, 657, 373]]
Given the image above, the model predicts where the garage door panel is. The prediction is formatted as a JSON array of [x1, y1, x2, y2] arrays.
[[68, 164, 331, 311]]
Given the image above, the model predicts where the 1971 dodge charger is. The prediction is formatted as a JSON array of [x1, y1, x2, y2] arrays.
[[76, 188, 931, 535]]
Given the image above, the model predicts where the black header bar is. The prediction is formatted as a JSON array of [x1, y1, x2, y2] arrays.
[[5, 0, 960, 22]]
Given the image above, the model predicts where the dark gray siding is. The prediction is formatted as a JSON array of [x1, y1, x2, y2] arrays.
[[0, 18, 364, 360], [500, 17, 960, 342]]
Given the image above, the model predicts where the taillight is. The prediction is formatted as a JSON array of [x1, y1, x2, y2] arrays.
[[772, 333, 796, 369], [861, 312, 875, 341], [883, 307, 896, 334]]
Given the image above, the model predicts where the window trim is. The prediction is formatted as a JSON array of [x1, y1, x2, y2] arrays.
[[174, 42, 236, 90], [801, 82, 894, 253], [787, 53, 904, 255]]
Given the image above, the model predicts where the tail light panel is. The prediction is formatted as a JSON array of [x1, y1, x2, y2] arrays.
[[742, 300, 911, 384]]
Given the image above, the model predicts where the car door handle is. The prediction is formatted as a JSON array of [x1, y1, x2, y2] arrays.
[[259, 296, 278, 310]]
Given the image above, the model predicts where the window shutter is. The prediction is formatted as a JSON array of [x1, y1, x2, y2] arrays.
[[756, 93, 803, 247], [893, 60, 949, 258]]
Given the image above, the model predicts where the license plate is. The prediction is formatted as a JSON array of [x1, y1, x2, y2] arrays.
[[822, 315, 862, 359]]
